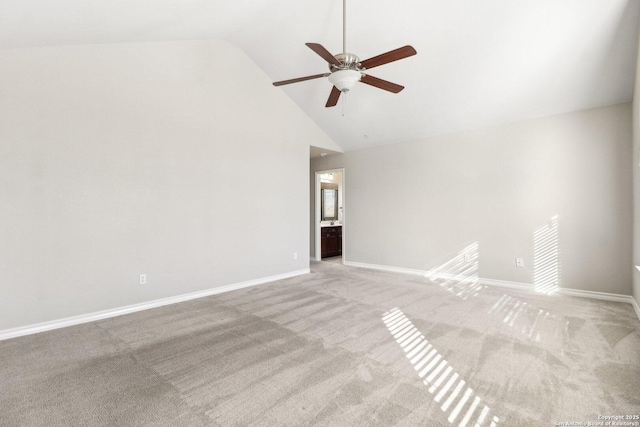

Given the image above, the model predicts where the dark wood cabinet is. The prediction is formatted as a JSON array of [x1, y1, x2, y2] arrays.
[[321, 226, 342, 258]]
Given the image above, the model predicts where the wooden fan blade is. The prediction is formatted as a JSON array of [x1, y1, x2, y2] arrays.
[[360, 75, 404, 93], [359, 45, 417, 70], [306, 43, 341, 66], [273, 73, 329, 86], [326, 86, 341, 107]]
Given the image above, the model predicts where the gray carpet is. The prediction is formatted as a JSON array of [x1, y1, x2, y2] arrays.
[[1, 261, 639, 426]]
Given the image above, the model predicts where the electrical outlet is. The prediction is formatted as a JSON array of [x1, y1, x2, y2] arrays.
[[516, 258, 524, 268], [139, 274, 147, 285], [464, 253, 472, 262], [293, 252, 298, 260]]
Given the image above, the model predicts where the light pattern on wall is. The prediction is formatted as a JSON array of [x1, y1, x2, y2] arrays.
[[533, 215, 560, 294], [425, 242, 484, 300]]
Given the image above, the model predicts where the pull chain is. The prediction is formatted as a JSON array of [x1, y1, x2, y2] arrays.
[[342, 91, 347, 117]]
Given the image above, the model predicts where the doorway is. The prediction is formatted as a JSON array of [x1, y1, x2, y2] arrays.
[[315, 168, 345, 263]]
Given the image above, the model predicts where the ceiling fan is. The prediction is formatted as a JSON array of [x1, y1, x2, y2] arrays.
[[272, 0, 417, 108]]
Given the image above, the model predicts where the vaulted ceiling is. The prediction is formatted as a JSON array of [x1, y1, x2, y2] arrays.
[[1, 0, 638, 151]]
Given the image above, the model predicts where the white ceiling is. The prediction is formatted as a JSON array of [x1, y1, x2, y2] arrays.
[[1, 0, 638, 152]]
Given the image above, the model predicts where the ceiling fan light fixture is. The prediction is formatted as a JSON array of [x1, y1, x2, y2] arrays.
[[328, 69, 361, 92], [271, 0, 416, 107]]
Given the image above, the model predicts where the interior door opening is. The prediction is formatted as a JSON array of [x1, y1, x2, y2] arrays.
[[315, 168, 345, 263]]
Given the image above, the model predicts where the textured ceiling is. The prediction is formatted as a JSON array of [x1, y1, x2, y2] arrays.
[[1, 0, 638, 151]]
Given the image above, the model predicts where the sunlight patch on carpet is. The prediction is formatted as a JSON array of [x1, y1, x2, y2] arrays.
[[383, 307, 500, 427]]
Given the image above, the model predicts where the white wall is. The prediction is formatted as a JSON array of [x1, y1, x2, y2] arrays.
[[312, 103, 633, 295], [0, 39, 337, 331]]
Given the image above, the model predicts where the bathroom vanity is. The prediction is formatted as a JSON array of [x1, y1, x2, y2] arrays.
[[321, 225, 342, 258]]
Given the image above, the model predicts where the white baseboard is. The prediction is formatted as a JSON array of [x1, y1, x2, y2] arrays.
[[344, 261, 640, 321], [345, 261, 532, 291], [479, 277, 532, 291], [344, 261, 426, 276], [556, 288, 634, 304], [631, 297, 640, 321], [0, 269, 310, 341]]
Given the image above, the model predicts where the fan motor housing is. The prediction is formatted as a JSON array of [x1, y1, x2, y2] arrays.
[[330, 53, 361, 71]]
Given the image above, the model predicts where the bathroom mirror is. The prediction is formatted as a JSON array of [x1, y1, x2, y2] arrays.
[[321, 188, 338, 221]]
